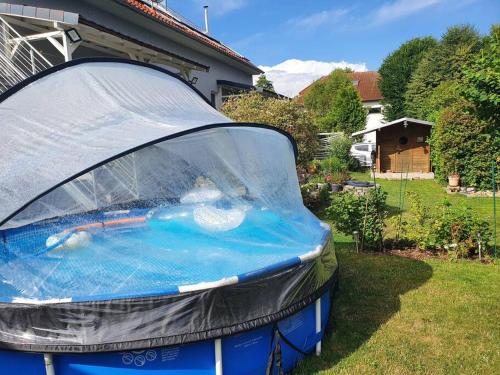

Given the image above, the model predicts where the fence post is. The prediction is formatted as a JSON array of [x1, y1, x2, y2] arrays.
[[492, 161, 497, 258]]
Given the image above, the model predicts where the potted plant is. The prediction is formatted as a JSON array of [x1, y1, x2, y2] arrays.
[[448, 173, 460, 187], [307, 160, 320, 175]]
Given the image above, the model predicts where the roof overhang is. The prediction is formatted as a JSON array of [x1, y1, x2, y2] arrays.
[[351, 117, 434, 137], [110, 0, 263, 75], [0, 2, 78, 24], [0, 3, 209, 72]]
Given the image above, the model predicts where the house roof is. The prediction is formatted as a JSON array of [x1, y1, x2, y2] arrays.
[[296, 71, 382, 103], [349, 71, 382, 102], [117, 0, 262, 74], [351, 117, 434, 137]]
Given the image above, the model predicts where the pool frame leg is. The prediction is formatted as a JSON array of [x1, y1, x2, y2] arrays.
[[44, 353, 55, 375], [215, 338, 223, 375], [315, 297, 321, 356]]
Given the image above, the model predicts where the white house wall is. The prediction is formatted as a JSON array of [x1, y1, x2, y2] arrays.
[[361, 99, 384, 144]]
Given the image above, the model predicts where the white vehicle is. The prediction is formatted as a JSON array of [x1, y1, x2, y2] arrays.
[[350, 143, 376, 167]]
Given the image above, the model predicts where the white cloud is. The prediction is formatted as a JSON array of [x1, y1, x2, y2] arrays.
[[257, 59, 367, 98], [192, 0, 247, 16], [371, 0, 445, 25], [288, 8, 349, 29]]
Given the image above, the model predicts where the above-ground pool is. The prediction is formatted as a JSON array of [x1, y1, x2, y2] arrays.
[[0, 59, 338, 374]]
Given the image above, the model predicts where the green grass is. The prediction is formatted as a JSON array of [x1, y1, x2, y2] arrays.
[[294, 174, 499, 374], [295, 235, 500, 374]]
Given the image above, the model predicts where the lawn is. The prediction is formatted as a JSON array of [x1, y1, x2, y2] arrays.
[[295, 174, 499, 374]]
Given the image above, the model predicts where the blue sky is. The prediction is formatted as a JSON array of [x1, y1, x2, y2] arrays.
[[167, 0, 499, 96]]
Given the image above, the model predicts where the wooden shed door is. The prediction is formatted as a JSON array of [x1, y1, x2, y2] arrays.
[[380, 146, 430, 172]]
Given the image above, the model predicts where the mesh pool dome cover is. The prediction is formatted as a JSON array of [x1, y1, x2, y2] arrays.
[[0, 59, 336, 353]]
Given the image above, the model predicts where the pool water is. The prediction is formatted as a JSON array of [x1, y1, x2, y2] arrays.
[[0, 205, 327, 302]]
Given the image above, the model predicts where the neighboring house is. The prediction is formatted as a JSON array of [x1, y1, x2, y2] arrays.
[[0, 0, 262, 108], [297, 71, 384, 143], [352, 118, 434, 175], [348, 71, 383, 144]]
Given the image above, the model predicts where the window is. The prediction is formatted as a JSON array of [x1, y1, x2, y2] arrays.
[[355, 145, 369, 151], [416, 136, 425, 143], [399, 136, 408, 145]]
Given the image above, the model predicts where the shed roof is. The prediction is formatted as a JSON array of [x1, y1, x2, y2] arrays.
[[351, 117, 434, 137]]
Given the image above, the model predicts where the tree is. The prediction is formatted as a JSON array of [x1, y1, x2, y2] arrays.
[[255, 74, 275, 92], [221, 92, 318, 163], [429, 99, 499, 190], [420, 80, 462, 123], [462, 25, 500, 124], [303, 69, 366, 133], [378, 37, 437, 121], [405, 25, 482, 119], [328, 85, 367, 134]]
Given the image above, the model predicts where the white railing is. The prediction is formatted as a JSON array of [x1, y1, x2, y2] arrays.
[[0, 16, 53, 93], [316, 132, 344, 159]]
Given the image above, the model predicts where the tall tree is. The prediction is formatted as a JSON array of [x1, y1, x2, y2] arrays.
[[378, 37, 437, 121], [405, 25, 482, 119], [462, 25, 500, 124], [255, 74, 275, 92], [303, 69, 366, 133]]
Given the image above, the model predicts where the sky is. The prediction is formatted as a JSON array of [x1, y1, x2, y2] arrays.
[[166, 0, 499, 97]]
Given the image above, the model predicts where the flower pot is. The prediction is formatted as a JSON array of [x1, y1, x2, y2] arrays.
[[448, 174, 460, 187], [330, 183, 343, 192]]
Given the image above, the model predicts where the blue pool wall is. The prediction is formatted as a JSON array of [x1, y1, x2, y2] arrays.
[[0, 291, 331, 374]]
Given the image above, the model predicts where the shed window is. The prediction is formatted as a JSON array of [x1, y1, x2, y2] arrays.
[[399, 136, 408, 145]]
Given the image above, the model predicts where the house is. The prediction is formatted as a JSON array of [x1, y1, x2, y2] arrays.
[[352, 117, 434, 175], [297, 71, 384, 143], [349, 72, 383, 144], [0, 0, 262, 108]]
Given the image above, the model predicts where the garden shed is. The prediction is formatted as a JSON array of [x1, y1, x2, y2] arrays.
[[352, 117, 434, 173]]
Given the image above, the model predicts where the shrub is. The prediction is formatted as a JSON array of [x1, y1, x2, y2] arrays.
[[420, 80, 462, 123], [320, 156, 349, 184], [430, 100, 499, 189], [431, 203, 491, 259], [329, 135, 360, 171], [221, 92, 318, 164], [300, 182, 330, 209], [390, 192, 430, 248], [393, 192, 492, 258], [326, 188, 387, 250], [462, 25, 500, 124]]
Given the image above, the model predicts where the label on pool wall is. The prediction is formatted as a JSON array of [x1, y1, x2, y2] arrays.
[[121, 349, 158, 367], [161, 347, 180, 361], [233, 335, 264, 349]]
